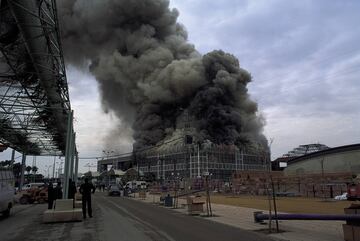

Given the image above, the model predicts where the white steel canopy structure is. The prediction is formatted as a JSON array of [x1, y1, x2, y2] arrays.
[[0, 0, 71, 156]]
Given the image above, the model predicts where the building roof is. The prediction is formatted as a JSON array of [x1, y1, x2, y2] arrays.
[[287, 143, 360, 165], [282, 143, 329, 158], [272, 156, 293, 163], [97, 154, 132, 165]]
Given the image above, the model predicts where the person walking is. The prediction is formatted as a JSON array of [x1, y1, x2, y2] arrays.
[[79, 178, 95, 219], [47, 182, 54, 209]]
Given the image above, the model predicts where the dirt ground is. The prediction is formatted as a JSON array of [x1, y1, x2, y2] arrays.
[[206, 195, 359, 214]]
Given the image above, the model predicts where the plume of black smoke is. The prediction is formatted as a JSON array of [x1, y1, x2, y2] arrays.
[[58, 0, 268, 151]]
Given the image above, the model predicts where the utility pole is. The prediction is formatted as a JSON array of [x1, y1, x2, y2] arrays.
[[19, 153, 26, 191], [74, 151, 79, 185]]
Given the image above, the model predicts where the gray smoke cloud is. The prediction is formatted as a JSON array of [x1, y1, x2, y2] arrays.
[[58, 0, 268, 151]]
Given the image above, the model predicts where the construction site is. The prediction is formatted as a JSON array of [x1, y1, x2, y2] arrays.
[[137, 142, 269, 181], [140, 100, 268, 178]]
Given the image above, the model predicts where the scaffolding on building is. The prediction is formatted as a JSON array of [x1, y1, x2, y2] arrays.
[[136, 143, 269, 181]]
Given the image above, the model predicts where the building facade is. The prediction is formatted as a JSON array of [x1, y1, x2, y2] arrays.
[[137, 144, 269, 181], [285, 144, 360, 175]]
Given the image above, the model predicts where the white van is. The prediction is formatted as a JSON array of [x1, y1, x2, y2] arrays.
[[0, 168, 14, 217], [22, 182, 45, 191]]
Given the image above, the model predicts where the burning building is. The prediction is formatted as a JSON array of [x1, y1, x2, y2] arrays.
[[59, 0, 269, 180], [135, 109, 269, 180]]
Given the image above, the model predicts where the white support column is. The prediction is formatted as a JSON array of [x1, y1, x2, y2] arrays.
[[69, 132, 76, 180], [63, 110, 73, 199], [74, 151, 79, 185]]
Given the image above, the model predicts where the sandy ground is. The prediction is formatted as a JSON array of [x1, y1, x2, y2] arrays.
[[141, 193, 346, 241], [195, 194, 358, 214]]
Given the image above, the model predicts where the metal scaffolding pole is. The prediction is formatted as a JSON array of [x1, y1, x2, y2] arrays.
[[197, 144, 200, 177], [63, 110, 73, 199], [157, 154, 160, 180], [19, 153, 26, 191], [189, 154, 192, 178]]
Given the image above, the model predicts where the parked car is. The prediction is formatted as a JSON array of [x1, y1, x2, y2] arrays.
[[334, 193, 348, 201], [108, 185, 121, 196], [0, 168, 15, 217]]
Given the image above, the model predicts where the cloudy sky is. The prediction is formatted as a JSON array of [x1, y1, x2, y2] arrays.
[[1, 0, 359, 174]]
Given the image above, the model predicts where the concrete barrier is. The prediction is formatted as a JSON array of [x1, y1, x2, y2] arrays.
[[74, 200, 82, 208], [43, 199, 82, 223]]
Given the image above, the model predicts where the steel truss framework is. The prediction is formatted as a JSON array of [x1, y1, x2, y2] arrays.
[[0, 0, 71, 155], [134, 144, 270, 181]]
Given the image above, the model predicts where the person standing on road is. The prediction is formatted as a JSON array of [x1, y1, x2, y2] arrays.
[[79, 178, 95, 219], [68, 179, 77, 199], [68, 179, 77, 208], [48, 182, 54, 209], [55, 181, 63, 199]]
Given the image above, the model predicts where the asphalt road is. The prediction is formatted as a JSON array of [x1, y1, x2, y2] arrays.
[[95, 193, 273, 241], [0, 193, 275, 241]]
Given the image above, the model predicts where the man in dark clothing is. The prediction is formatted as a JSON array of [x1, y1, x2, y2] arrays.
[[79, 178, 95, 219], [68, 179, 77, 208], [55, 181, 63, 199], [68, 179, 77, 199], [48, 182, 54, 209]]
